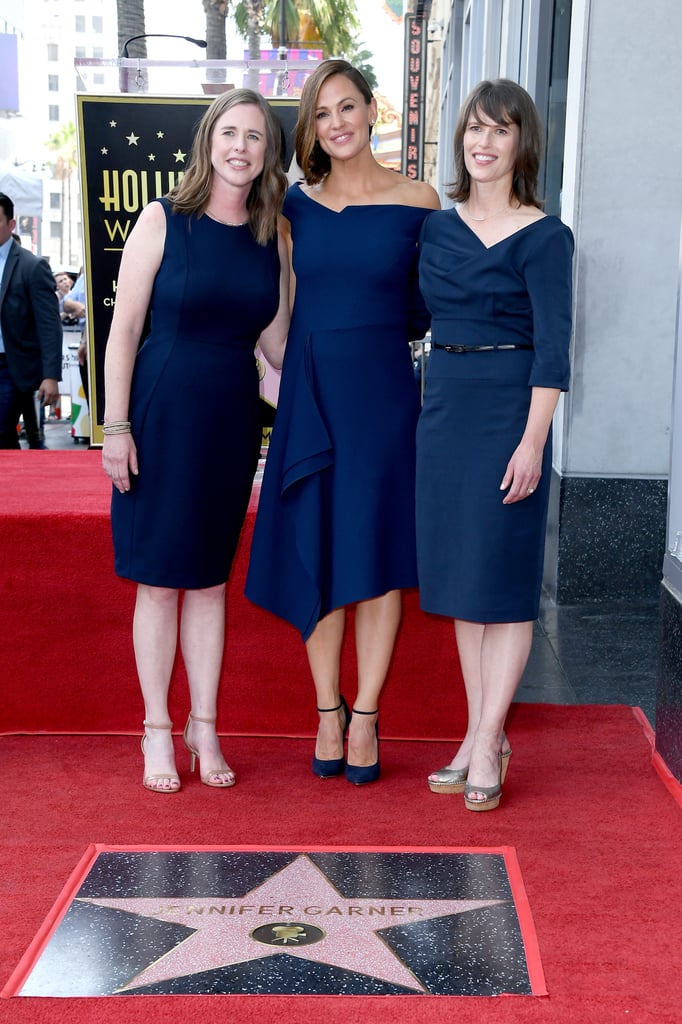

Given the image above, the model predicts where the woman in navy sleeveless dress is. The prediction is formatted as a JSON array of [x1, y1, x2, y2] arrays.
[[416, 80, 573, 810], [246, 61, 439, 784], [102, 90, 289, 793]]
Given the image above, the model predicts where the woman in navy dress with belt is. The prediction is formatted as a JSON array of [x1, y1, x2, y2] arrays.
[[416, 80, 574, 810], [246, 61, 439, 783], [102, 90, 289, 794]]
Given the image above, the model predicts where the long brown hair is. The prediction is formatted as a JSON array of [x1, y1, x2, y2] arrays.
[[295, 59, 374, 185], [168, 89, 287, 244], [447, 79, 544, 208]]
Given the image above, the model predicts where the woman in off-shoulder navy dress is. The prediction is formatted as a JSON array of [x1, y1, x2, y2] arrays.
[[416, 80, 574, 811], [246, 60, 440, 784]]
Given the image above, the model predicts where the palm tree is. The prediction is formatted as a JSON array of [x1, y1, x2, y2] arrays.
[[233, 0, 360, 60], [116, 0, 146, 92], [345, 42, 377, 91], [233, 1, 267, 90], [116, 0, 145, 58], [203, 0, 229, 85], [45, 122, 78, 266], [266, 0, 359, 55]]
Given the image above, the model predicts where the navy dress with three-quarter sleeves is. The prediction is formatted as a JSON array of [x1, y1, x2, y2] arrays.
[[415, 208, 574, 622]]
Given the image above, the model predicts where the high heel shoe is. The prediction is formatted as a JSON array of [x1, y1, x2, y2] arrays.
[[141, 720, 181, 794], [500, 743, 512, 783], [312, 696, 350, 778], [464, 753, 502, 812], [345, 708, 380, 785], [183, 713, 235, 788], [428, 764, 468, 794], [428, 737, 512, 794]]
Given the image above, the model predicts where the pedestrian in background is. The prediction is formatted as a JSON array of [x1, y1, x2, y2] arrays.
[[0, 192, 62, 449]]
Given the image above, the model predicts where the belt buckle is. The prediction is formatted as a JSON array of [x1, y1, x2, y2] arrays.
[[445, 344, 467, 354]]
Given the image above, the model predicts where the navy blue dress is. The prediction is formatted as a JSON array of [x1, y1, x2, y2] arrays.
[[111, 198, 280, 589], [416, 208, 574, 621], [246, 183, 431, 639]]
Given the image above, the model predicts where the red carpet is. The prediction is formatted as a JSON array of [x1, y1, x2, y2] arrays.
[[2, 453, 681, 1021], [0, 705, 681, 1021], [1, 451, 466, 739]]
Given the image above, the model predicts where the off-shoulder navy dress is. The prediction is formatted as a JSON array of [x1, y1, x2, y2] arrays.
[[416, 209, 574, 621], [111, 198, 280, 589], [245, 183, 432, 639]]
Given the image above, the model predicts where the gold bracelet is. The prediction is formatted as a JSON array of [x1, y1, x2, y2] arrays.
[[102, 421, 131, 435]]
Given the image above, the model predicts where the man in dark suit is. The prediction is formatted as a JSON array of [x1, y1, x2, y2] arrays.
[[0, 192, 63, 448]]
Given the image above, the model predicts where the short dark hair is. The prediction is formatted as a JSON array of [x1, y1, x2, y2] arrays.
[[0, 192, 15, 220], [295, 59, 375, 184], [447, 79, 544, 208]]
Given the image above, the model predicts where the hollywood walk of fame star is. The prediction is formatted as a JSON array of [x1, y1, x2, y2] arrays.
[[80, 855, 503, 994], [126, 132, 139, 146]]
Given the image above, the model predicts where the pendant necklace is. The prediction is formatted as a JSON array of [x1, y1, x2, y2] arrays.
[[461, 202, 513, 222], [206, 209, 248, 227]]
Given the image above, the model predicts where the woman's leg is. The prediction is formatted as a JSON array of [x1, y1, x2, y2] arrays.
[[465, 620, 533, 800], [348, 589, 402, 767], [427, 620, 485, 782], [306, 608, 347, 762], [134, 584, 180, 791], [181, 583, 234, 785]]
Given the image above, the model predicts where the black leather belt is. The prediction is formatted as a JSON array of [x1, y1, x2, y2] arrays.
[[431, 343, 533, 353]]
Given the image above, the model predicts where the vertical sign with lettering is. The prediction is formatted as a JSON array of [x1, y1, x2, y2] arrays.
[[401, 15, 427, 180]]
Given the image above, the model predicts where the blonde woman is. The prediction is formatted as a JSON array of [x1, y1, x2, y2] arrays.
[[102, 89, 290, 793]]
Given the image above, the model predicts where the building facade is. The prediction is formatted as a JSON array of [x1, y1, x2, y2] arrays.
[[1, 0, 118, 270]]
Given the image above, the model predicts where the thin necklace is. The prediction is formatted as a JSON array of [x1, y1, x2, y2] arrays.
[[461, 202, 515, 222], [206, 208, 248, 227]]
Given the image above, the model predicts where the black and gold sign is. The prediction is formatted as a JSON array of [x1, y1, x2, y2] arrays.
[[76, 94, 299, 444]]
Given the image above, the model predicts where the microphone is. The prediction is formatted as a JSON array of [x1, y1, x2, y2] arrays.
[[120, 34, 208, 58]]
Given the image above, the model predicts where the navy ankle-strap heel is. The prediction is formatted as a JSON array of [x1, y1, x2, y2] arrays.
[[312, 696, 350, 778], [345, 708, 380, 785]]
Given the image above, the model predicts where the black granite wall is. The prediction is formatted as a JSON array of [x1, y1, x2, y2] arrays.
[[544, 473, 668, 604], [656, 583, 682, 782]]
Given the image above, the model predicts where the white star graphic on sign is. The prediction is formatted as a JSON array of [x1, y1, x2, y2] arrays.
[[157, 131, 164, 138], [100, 147, 108, 155], [109, 120, 117, 127], [148, 154, 155, 162], [80, 855, 503, 993], [126, 132, 139, 146], [173, 149, 186, 163]]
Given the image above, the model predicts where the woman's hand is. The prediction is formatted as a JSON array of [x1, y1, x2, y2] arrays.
[[102, 433, 139, 493], [499, 386, 561, 504], [499, 438, 542, 504]]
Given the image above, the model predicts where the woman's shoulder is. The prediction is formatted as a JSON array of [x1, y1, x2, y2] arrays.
[[386, 173, 440, 211], [525, 213, 574, 252], [283, 180, 305, 213], [140, 197, 171, 223]]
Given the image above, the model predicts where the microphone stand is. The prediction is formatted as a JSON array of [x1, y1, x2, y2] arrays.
[[120, 34, 207, 59]]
